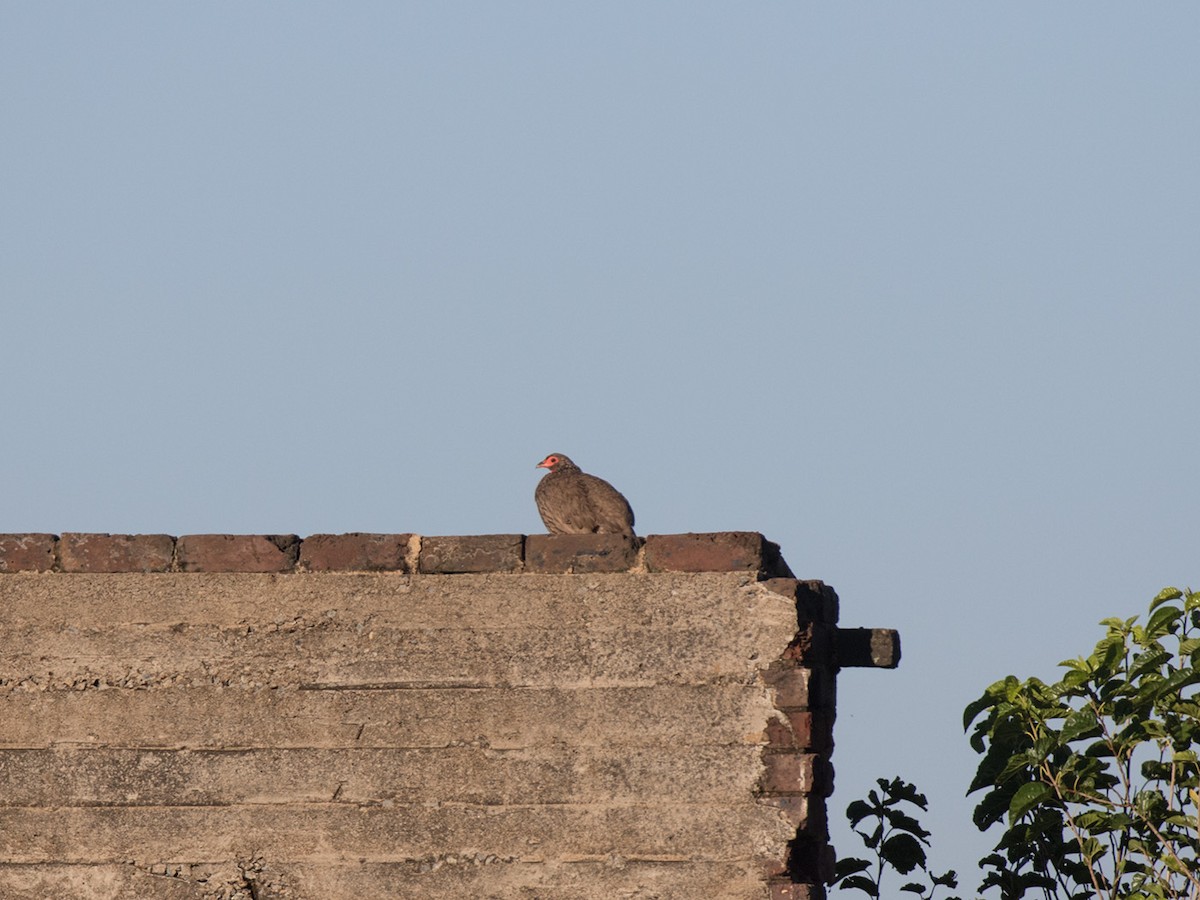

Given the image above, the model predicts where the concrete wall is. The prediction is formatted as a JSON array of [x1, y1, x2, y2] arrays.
[[0, 532, 892, 900]]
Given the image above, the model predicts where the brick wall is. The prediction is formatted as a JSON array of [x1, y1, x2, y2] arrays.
[[0, 531, 897, 900]]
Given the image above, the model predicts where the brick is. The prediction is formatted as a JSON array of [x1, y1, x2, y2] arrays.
[[781, 623, 836, 668], [766, 711, 813, 750], [760, 752, 815, 794], [764, 661, 834, 710], [524, 534, 638, 573], [765, 711, 834, 755], [0, 534, 57, 572], [762, 578, 839, 624], [176, 534, 299, 573], [762, 856, 790, 879], [59, 533, 174, 573], [418, 534, 523, 574], [761, 752, 833, 798], [644, 532, 790, 576], [762, 663, 810, 708], [299, 533, 412, 572]]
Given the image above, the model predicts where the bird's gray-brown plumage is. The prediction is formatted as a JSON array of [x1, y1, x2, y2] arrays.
[[534, 453, 635, 536]]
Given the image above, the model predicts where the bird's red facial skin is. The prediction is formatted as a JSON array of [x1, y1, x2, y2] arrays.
[[537, 455, 558, 470]]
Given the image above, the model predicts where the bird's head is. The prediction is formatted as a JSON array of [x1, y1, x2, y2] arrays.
[[536, 453, 578, 473]]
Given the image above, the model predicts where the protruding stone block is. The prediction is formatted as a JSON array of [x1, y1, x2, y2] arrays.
[[0, 534, 56, 572], [837, 627, 901, 669], [418, 535, 523, 574], [59, 533, 174, 573], [176, 535, 299, 573], [524, 534, 638, 573], [299, 533, 412, 572], [645, 532, 791, 577]]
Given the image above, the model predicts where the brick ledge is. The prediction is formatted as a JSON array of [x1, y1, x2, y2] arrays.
[[0, 532, 794, 579]]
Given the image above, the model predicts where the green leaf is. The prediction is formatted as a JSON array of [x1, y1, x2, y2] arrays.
[[1177, 637, 1200, 656], [1151, 666, 1200, 703], [1163, 854, 1192, 876], [963, 690, 1001, 731], [1008, 781, 1053, 824], [1146, 604, 1184, 639], [1151, 587, 1183, 610], [1079, 836, 1104, 862], [1129, 647, 1171, 679], [1059, 709, 1101, 743], [1097, 636, 1126, 674], [1059, 668, 1090, 690]]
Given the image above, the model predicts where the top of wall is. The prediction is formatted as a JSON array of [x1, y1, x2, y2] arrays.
[[0, 531, 795, 579]]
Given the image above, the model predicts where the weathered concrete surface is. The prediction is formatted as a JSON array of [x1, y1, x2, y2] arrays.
[[0, 860, 771, 900], [0, 571, 802, 899]]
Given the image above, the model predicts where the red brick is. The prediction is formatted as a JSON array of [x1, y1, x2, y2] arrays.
[[765, 663, 837, 713], [299, 533, 412, 572], [760, 752, 833, 797], [766, 711, 814, 751], [418, 535, 523, 574], [762, 856, 789, 879], [760, 752, 815, 794], [524, 534, 638, 573], [644, 532, 783, 575], [762, 664, 811, 708], [59, 533, 174, 573], [781, 623, 836, 668], [0, 534, 57, 572], [176, 534, 299, 573]]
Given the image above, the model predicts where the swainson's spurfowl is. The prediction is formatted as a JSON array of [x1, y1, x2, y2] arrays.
[[534, 453, 635, 537]]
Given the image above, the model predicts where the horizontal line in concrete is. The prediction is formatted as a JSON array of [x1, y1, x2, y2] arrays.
[[0, 745, 765, 807], [0, 804, 795, 863], [0, 859, 773, 900]]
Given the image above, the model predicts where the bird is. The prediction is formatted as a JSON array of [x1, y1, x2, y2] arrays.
[[534, 453, 636, 537]]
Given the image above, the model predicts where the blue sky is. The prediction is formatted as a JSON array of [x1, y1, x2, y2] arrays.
[[3, 3, 1198, 883]]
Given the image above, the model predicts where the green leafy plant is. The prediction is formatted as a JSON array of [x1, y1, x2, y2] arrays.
[[831, 776, 960, 900], [964, 586, 1200, 900]]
